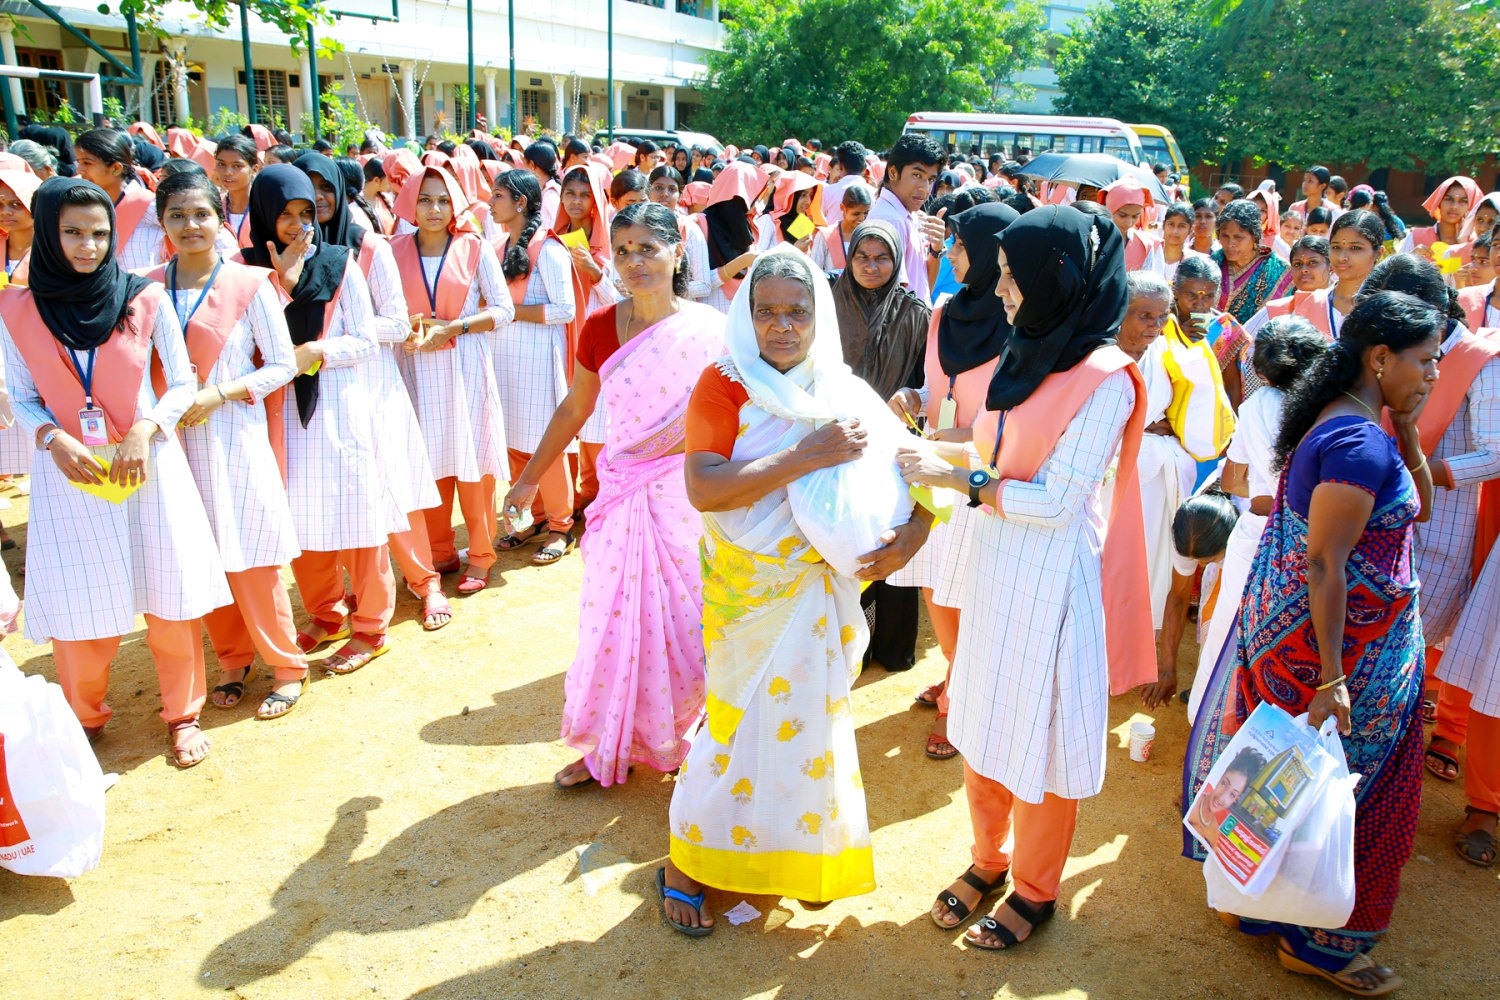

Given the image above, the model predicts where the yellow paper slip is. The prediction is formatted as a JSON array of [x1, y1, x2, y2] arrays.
[[68, 458, 143, 505], [786, 213, 816, 242], [557, 228, 591, 251], [909, 484, 954, 525]]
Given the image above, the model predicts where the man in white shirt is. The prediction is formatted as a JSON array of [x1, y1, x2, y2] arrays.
[[867, 133, 946, 302]]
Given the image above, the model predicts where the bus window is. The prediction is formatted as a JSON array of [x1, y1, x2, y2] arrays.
[[1101, 136, 1137, 163], [1139, 136, 1173, 169]]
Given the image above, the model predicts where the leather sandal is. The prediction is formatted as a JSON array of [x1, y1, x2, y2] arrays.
[[256, 673, 309, 721], [932, 865, 1009, 928], [1425, 741, 1460, 781], [532, 529, 574, 565], [457, 567, 492, 594], [296, 617, 350, 654], [210, 666, 252, 709], [1455, 806, 1497, 867], [166, 719, 211, 769], [495, 522, 546, 550], [417, 590, 454, 630], [966, 894, 1055, 951], [914, 683, 943, 708], [1277, 939, 1404, 995], [323, 633, 390, 675]]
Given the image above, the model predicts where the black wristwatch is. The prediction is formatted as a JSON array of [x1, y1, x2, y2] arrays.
[[967, 469, 992, 508]]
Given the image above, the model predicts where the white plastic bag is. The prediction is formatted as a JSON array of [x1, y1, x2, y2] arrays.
[[0, 649, 106, 877], [786, 379, 913, 579], [1205, 715, 1358, 928]]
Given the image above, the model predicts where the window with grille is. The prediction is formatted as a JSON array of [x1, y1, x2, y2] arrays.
[[16, 48, 62, 117], [520, 89, 541, 122], [235, 68, 288, 124], [153, 60, 175, 124]]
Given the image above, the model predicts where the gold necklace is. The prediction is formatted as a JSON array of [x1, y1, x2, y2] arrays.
[[1343, 391, 1378, 421]]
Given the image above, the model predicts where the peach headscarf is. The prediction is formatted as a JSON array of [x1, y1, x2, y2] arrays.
[[606, 141, 636, 172], [0, 153, 33, 175], [705, 159, 769, 212], [0, 169, 42, 218], [166, 127, 218, 171], [814, 152, 831, 181], [128, 122, 165, 150], [769, 171, 825, 229], [244, 123, 277, 153], [1423, 176, 1482, 221], [864, 154, 884, 187], [680, 180, 712, 210], [393, 165, 478, 235], [557, 163, 612, 258], [420, 150, 452, 170], [480, 160, 508, 183], [448, 151, 490, 203], [382, 148, 423, 193], [724, 144, 739, 160], [1101, 176, 1153, 225]]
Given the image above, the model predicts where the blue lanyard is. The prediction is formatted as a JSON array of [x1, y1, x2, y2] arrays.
[[168, 257, 223, 327], [988, 411, 1007, 470], [67, 346, 98, 408], [1328, 296, 1339, 340], [423, 235, 453, 317]]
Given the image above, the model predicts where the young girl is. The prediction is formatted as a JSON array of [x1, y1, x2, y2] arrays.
[[0, 169, 38, 281], [214, 134, 260, 251], [0, 177, 229, 765], [1328, 210, 1385, 337], [299, 153, 451, 631], [811, 182, 871, 274], [393, 166, 513, 592], [1279, 209, 1305, 250], [1144, 201, 1207, 283], [694, 161, 767, 314], [73, 127, 166, 270], [488, 169, 578, 565], [755, 171, 822, 252], [149, 169, 309, 719], [523, 141, 563, 231], [241, 165, 396, 674]]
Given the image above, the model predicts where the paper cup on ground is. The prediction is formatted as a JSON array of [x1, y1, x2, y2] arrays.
[[1128, 721, 1156, 762]]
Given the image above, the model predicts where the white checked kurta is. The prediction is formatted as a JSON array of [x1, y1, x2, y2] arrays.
[[361, 236, 441, 518], [0, 295, 231, 642], [1413, 351, 1500, 646], [116, 200, 168, 272], [1440, 529, 1500, 715], [0, 351, 28, 474], [492, 238, 573, 454], [170, 280, 301, 573], [403, 239, 511, 482], [283, 259, 391, 552], [682, 218, 723, 303], [948, 368, 1135, 802]]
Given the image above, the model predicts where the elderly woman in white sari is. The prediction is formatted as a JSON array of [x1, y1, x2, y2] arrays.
[[657, 245, 932, 935]]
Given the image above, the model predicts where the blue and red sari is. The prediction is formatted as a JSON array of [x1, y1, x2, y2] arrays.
[[1184, 416, 1424, 973]]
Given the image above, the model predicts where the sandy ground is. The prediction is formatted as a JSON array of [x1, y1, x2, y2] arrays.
[[2, 489, 1498, 1000]]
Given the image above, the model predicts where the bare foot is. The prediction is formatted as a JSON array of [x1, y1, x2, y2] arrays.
[[554, 759, 595, 788], [663, 861, 712, 930], [169, 723, 211, 768]]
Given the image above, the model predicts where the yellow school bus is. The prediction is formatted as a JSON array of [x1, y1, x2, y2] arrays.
[[1130, 124, 1189, 183]]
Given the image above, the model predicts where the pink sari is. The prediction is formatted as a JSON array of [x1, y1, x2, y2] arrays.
[[559, 302, 726, 786]]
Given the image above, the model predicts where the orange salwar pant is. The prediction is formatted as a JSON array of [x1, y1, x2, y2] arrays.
[[387, 510, 442, 598], [51, 615, 206, 728], [290, 546, 395, 636], [201, 566, 307, 681], [1433, 681, 1500, 815], [507, 449, 573, 534], [576, 441, 603, 509], [965, 762, 1079, 903], [424, 476, 497, 574]]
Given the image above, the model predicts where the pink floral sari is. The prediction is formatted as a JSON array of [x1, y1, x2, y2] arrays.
[[559, 302, 726, 786]]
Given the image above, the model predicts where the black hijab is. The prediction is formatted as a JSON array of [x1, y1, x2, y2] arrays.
[[986, 205, 1126, 411], [27, 177, 152, 351], [240, 164, 350, 426], [20, 125, 75, 176], [752, 144, 770, 164], [702, 196, 755, 272], [831, 220, 931, 400], [465, 139, 498, 162], [132, 137, 165, 172], [296, 152, 367, 252], [938, 203, 1018, 377]]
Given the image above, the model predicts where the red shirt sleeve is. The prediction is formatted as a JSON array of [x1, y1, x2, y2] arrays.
[[575, 304, 620, 374], [685, 365, 750, 458]]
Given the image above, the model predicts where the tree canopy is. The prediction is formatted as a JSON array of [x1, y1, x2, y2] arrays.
[[1053, 0, 1500, 173], [694, 0, 1045, 150]]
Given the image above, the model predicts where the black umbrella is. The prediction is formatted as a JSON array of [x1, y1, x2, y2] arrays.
[[1019, 152, 1171, 204]]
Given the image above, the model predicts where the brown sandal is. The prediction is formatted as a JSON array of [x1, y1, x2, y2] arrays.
[[1455, 807, 1497, 867], [323, 633, 390, 675], [1277, 939, 1404, 995], [166, 719, 211, 769]]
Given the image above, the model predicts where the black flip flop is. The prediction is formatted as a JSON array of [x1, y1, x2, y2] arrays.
[[1425, 743, 1460, 781], [496, 523, 547, 550], [1456, 807, 1498, 867], [257, 674, 309, 721], [656, 866, 713, 937], [967, 894, 1055, 951], [210, 668, 252, 709]]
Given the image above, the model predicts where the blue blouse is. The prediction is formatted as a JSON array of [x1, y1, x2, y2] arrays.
[[1287, 415, 1408, 518]]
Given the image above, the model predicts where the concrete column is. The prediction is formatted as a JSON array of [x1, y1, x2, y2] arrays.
[[483, 68, 497, 132], [164, 40, 190, 126], [551, 74, 565, 133], [611, 80, 624, 129], [711, 0, 719, 20], [140, 53, 158, 124], [663, 86, 676, 130], [299, 49, 313, 124], [0, 16, 24, 115], [400, 60, 417, 140]]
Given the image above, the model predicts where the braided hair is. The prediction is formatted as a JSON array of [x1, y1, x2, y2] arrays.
[[493, 169, 543, 282]]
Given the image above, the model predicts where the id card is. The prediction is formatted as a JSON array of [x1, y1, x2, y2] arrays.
[[937, 395, 957, 432], [79, 407, 107, 447]]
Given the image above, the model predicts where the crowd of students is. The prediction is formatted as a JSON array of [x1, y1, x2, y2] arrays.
[[1, 119, 1496, 996]]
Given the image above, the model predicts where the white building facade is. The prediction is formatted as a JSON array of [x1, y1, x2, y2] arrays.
[[0, 0, 723, 139], [1004, 0, 1109, 115]]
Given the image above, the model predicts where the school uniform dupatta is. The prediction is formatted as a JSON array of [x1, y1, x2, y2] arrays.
[[557, 300, 726, 787], [390, 165, 484, 351]]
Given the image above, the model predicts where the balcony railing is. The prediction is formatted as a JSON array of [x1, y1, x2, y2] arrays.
[[624, 0, 714, 19]]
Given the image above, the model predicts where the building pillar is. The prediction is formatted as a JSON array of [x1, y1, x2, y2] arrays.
[[483, 68, 497, 133], [299, 49, 314, 127], [140, 53, 159, 124], [611, 80, 624, 129], [663, 86, 676, 130], [711, 0, 719, 20], [0, 16, 24, 116], [551, 74, 565, 134], [164, 40, 190, 126], [400, 60, 417, 140]]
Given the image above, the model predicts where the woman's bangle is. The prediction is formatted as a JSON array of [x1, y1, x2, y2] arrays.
[[1315, 674, 1347, 692], [216, 385, 227, 404], [1406, 455, 1428, 475]]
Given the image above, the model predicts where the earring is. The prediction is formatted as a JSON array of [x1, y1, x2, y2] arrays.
[[1376, 368, 1384, 380]]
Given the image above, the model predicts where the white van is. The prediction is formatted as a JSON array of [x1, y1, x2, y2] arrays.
[[902, 112, 1146, 165]]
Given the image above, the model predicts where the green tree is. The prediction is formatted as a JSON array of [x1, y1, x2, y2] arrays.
[[1214, 0, 1500, 173], [1053, 0, 1229, 165], [694, 0, 1045, 149], [97, 0, 337, 54]]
